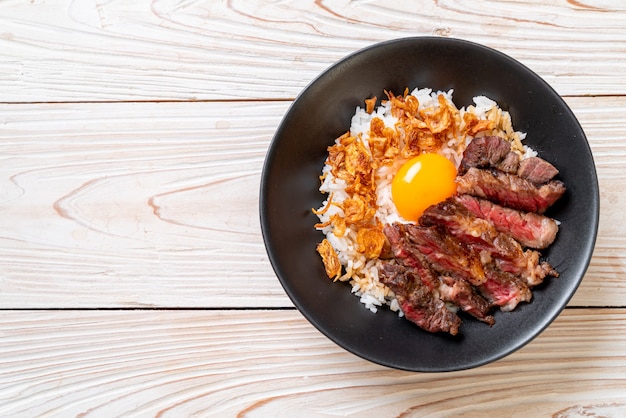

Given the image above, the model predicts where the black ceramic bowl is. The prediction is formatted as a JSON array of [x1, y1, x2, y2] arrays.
[[260, 37, 599, 372]]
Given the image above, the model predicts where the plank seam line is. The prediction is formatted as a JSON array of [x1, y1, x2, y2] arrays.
[[0, 98, 296, 105], [0, 307, 298, 312]]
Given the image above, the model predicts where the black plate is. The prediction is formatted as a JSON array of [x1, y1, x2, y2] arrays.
[[260, 37, 599, 372]]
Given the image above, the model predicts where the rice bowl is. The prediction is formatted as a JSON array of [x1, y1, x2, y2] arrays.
[[260, 37, 598, 371], [314, 87, 543, 319]]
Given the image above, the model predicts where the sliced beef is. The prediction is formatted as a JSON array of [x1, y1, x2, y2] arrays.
[[419, 199, 556, 286], [438, 275, 495, 325], [383, 222, 440, 291], [453, 195, 559, 249], [383, 223, 494, 326], [495, 248, 558, 286], [460, 136, 558, 185], [386, 223, 486, 286], [379, 261, 461, 335], [379, 140, 564, 332], [420, 199, 504, 249], [498, 151, 521, 174], [517, 156, 559, 185], [456, 167, 566, 214], [459, 136, 520, 175], [479, 267, 532, 312]]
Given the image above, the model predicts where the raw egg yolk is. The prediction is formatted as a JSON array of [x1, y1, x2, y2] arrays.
[[391, 153, 457, 221]]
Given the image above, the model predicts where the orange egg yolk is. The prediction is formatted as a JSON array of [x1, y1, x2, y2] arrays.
[[391, 153, 457, 222]]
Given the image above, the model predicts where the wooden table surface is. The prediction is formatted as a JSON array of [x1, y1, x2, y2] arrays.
[[1, 1, 625, 416]]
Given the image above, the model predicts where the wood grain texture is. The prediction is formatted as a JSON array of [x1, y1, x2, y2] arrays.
[[1, 1, 624, 414], [565, 96, 626, 306], [0, 101, 290, 308], [0, 0, 625, 102], [0, 309, 625, 417], [0, 97, 624, 308]]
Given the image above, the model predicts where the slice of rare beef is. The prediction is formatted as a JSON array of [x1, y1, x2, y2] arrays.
[[459, 136, 520, 175], [456, 167, 566, 214], [379, 261, 461, 335], [517, 156, 559, 185], [438, 275, 495, 325], [494, 248, 558, 286], [453, 194, 559, 249], [498, 151, 521, 174], [383, 222, 440, 291], [478, 267, 532, 312]]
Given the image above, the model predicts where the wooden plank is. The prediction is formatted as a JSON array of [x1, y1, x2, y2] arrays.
[[0, 97, 623, 308], [0, 0, 625, 102], [0, 101, 290, 308], [0, 309, 625, 416], [566, 96, 626, 306]]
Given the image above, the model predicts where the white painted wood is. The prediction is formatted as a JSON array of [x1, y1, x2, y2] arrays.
[[0, 101, 290, 308], [565, 96, 626, 307], [0, 309, 625, 417], [0, 97, 623, 308], [0, 2, 625, 413], [0, 0, 625, 102]]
